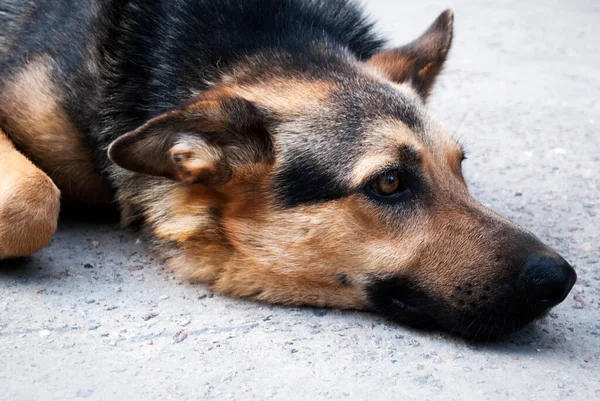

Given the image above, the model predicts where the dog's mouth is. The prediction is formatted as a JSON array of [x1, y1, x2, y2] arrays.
[[367, 277, 440, 329], [366, 277, 552, 341], [390, 297, 420, 312]]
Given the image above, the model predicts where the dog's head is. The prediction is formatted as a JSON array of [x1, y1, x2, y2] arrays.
[[108, 10, 576, 339]]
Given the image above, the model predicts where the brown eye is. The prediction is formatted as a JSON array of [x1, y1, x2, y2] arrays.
[[366, 170, 416, 202], [371, 172, 400, 195]]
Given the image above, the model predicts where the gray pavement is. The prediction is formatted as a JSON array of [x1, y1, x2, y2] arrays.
[[1, 0, 599, 400]]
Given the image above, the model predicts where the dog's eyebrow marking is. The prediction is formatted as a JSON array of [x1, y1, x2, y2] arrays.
[[350, 142, 423, 188], [395, 144, 421, 163]]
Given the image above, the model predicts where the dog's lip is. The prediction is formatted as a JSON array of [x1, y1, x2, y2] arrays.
[[390, 297, 420, 312]]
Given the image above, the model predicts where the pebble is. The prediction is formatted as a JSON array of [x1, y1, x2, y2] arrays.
[[158, 295, 170, 301], [172, 330, 188, 344], [84, 263, 94, 269], [142, 313, 159, 321], [85, 299, 96, 304], [91, 241, 101, 248], [178, 319, 191, 327]]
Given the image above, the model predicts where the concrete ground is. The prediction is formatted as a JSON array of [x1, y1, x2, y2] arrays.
[[1, 0, 599, 400]]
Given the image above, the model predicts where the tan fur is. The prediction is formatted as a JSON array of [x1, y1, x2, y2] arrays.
[[0, 57, 111, 204], [351, 120, 426, 187], [220, 79, 335, 116], [170, 137, 231, 184], [0, 128, 60, 259]]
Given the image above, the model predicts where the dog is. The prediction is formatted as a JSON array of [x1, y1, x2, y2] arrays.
[[0, 0, 576, 339]]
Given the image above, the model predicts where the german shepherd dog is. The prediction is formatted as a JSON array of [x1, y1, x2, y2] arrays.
[[0, 0, 576, 339]]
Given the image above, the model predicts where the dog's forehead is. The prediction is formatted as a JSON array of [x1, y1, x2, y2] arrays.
[[272, 80, 453, 207]]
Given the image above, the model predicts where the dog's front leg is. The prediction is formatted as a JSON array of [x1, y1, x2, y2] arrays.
[[0, 128, 60, 259]]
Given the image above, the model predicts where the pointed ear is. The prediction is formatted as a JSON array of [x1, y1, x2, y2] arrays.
[[367, 9, 454, 101], [108, 98, 273, 184]]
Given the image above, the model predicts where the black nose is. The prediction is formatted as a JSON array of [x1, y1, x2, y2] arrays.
[[520, 254, 577, 308]]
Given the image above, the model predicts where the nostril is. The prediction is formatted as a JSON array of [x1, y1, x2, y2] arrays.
[[520, 254, 577, 308], [524, 279, 569, 304]]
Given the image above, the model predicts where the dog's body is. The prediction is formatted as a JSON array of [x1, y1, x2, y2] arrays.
[[0, 0, 576, 339]]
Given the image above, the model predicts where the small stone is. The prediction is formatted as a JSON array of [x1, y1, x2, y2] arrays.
[[88, 324, 101, 331], [91, 241, 100, 248], [158, 295, 170, 301], [198, 294, 208, 300], [178, 319, 191, 327], [142, 313, 158, 321], [85, 299, 96, 304], [172, 330, 188, 344], [291, 349, 298, 354], [514, 192, 523, 197], [84, 263, 94, 269]]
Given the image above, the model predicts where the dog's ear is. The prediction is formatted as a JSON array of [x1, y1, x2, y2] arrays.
[[367, 9, 453, 101], [108, 98, 273, 184]]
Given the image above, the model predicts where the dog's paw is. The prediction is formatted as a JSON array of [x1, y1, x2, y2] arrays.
[[0, 171, 60, 259]]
